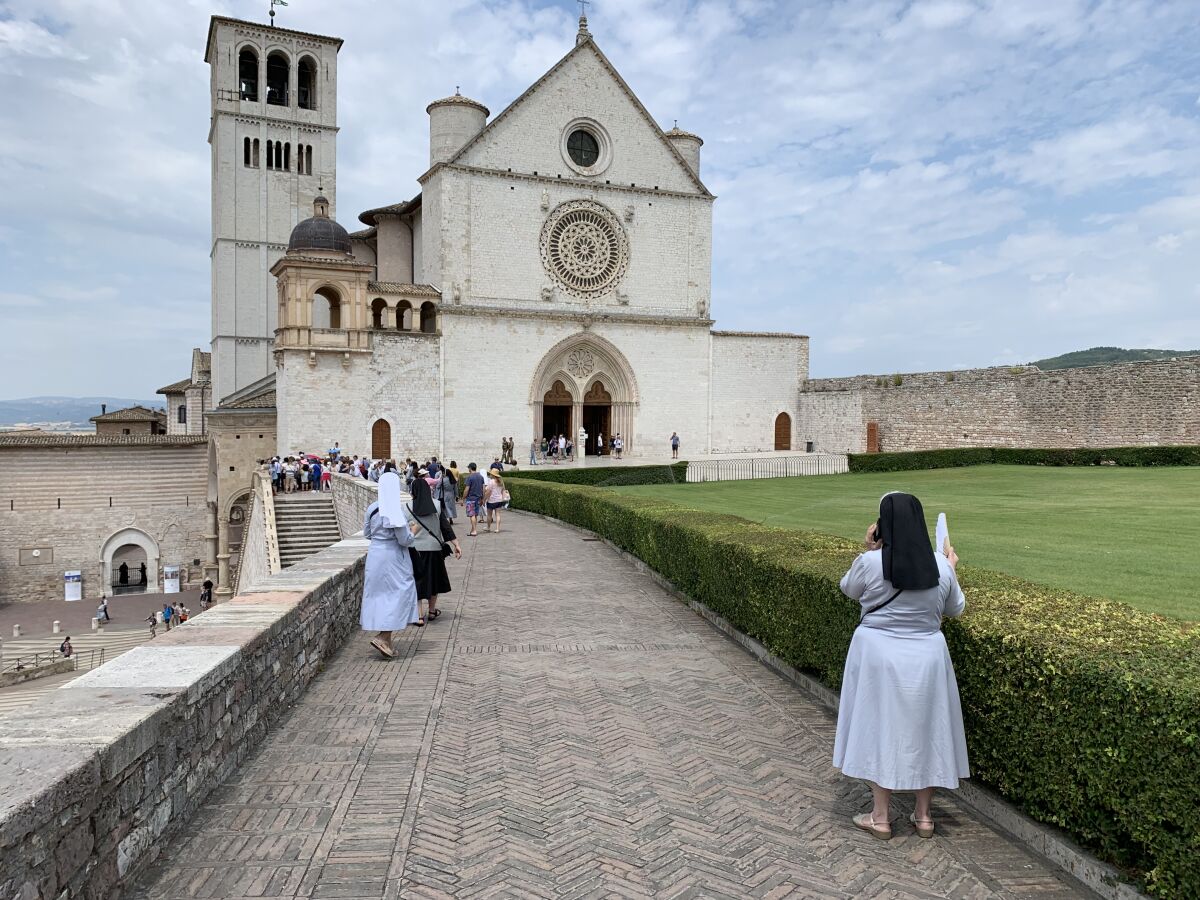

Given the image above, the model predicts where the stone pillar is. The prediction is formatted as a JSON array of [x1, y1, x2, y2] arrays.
[[216, 515, 232, 599], [571, 402, 583, 456], [533, 402, 544, 444], [203, 504, 219, 584]]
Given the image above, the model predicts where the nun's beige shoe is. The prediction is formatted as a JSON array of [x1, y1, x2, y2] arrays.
[[909, 813, 936, 838], [853, 813, 892, 840]]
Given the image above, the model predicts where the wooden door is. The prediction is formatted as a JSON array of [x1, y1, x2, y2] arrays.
[[371, 419, 391, 459], [866, 421, 881, 453], [774, 412, 792, 451]]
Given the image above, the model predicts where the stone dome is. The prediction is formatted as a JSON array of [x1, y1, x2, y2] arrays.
[[425, 90, 489, 117], [287, 195, 352, 254]]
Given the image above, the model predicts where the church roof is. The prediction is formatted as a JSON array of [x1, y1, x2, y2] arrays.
[[665, 126, 703, 145], [157, 378, 193, 394], [89, 405, 166, 423], [0, 433, 206, 448], [436, 35, 711, 197], [204, 16, 343, 63], [367, 282, 441, 297], [358, 196, 421, 226], [212, 373, 277, 413], [426, 91, 489, 116]]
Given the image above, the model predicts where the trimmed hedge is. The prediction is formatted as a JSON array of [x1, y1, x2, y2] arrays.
[[509, 478, 1200, 898], [504, 461, 688, 487], [849, 445, 1200, 473]]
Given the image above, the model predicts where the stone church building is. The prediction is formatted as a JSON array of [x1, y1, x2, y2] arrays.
[[203, 13, 807, 468]]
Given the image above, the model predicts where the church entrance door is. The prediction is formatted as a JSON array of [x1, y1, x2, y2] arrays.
[[542, 380, 573, 442], [583, 380, 612, 455]]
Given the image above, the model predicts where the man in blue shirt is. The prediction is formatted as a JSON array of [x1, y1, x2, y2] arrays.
[[311, 460, 323, 492], [162, 602, 174, 631], [463, 463, 485, 537]]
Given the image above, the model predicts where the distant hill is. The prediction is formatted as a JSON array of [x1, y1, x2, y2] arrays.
[[1032, 347, 1200, 370], [0, 396, 163, 429]]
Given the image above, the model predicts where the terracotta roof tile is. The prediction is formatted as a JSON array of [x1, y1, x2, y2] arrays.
[[0, 433, 206, 448], [89, 405, 167, 423]]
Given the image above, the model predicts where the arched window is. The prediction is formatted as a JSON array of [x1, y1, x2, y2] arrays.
[[266, 140, 274, 169], [305, 144, 312, 175], [284, 142, 291, 171], [177, 405, 187, 425], [238, 48, 259, 101], [774, 412, 792, 451], [371, 419, 391, 459], [298, 57, 316, 110], [397, 300, 413, 331], [275, 141, 283, 169], [312, 287, 341, 329], [243, 136, 251, 166], [252, 138, 260, 167], [419, 301, 437, 333], [266, 52, 289, 106], [370, 298, 387, 329]]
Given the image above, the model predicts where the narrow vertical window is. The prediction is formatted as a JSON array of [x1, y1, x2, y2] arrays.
[[266, 140, 274, 169], [243, 136, 251, 166], [252, 138, 260, 167], [238, 48, 259, 101], [284, 142, 290, 171], [305, 144, 312, 175], [275, 141, 283, 169]]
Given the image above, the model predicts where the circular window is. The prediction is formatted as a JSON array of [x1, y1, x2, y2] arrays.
[[567, 130, 600, 167], [560, 118, 612, 175], [540, 200, 630, 297]]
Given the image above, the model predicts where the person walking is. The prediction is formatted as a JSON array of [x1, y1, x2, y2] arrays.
[[613, 434, 624, 459], [483, 468, 508, 533], [162, 602, 174, 631], [59, 636, 73, 658], [97, 598, 111, 622], [530, 439, 538, 466], [360, 472, 422, 658], [145, 614, 157, 638], [670, 432, 680, 459], [200, 579, 214, 610], [439, 465, 459, 521], [407, 477, 460, 623], [462, 463, 485, 536], [833, 491, 968, 840]]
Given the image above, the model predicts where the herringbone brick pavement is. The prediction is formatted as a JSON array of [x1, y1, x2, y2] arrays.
[[132, 514, 1090, 899]]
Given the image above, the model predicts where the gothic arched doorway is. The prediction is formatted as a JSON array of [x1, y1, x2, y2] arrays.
[[371, 419, 391, 459], [530, 334, 640, 456], [774, 412, 792, 451], [542, 380, 573, 441], [583, 380, 612, 455]]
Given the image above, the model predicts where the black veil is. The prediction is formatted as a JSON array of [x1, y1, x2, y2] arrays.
[[878, 492, 939, 590]]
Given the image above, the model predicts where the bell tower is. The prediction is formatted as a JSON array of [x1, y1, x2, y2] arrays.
[[204, 15, 343, 404]]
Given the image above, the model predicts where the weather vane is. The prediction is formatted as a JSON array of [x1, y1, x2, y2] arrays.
[[270, 0, 288, 27]]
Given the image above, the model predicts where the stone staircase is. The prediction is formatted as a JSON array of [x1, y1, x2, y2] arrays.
[[273, 494, 341, 569]]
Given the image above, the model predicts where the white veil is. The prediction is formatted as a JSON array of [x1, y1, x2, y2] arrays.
[[378, 472, 406, 525]]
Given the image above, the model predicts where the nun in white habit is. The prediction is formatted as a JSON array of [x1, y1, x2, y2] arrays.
[[360, 471, 421, 658], [833, 491, 969, 841]]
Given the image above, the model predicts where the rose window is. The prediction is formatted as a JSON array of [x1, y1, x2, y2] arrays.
[[567, 349, 594, 377], [540, 200, 630, 297]]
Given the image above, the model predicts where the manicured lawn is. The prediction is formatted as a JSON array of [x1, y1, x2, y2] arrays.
[[616, 465, 1200, 620]]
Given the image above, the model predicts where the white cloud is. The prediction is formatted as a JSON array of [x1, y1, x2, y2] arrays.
[[0, 0, 1198, 397]]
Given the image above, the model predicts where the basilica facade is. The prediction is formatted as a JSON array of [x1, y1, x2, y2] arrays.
[[204, 13, 807, 466]]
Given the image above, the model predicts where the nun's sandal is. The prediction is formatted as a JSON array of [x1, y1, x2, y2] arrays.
[[909, 813, 935, 839], [852, 813, 892, 840]]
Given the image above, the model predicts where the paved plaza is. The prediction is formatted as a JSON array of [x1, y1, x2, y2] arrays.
[[131, 514, 1087, 899]]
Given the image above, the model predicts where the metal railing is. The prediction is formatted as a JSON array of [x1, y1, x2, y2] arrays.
[[685, 454, 849, 483], [1, 647, 104, 675]]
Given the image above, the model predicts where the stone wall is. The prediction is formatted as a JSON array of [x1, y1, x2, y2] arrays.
[[233, 470, 278, 593], [0, 441, 209, 604], [0, 532, 368, 900], [331, 472, 377, 538], [710, 332, 809, 453], [800, 357, 1200, 453]]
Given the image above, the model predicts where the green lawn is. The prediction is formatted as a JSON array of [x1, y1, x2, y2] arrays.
[[616, 465, 1200, 620]]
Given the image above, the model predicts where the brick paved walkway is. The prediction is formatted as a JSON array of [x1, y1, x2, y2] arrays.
[[132, 514, 1087, 899]]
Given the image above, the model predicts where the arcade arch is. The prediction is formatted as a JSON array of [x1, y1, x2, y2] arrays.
[[530, 335, 638, 455], [100, 527, 160, 598]]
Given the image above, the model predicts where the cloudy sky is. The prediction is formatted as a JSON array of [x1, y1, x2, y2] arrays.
[[1, 0, 1197, 399]]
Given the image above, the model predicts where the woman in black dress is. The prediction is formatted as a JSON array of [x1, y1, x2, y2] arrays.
[[407, 476, 461, 622]]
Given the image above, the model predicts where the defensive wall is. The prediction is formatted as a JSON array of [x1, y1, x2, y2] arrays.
[[0, 435, 210, 605], [798, 355, 1200, 454], [0, 477, 368, 900]]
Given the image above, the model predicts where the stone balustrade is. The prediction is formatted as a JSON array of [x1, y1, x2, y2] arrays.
[[0, 532, 368, 900]]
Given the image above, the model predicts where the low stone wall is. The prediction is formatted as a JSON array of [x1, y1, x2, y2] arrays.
[[0, 656, 75, 688], [800, 356, 1200, 453], [234, 469, 279, 593], [331, 472, 378, 538], [0, 532, 368, 900]]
